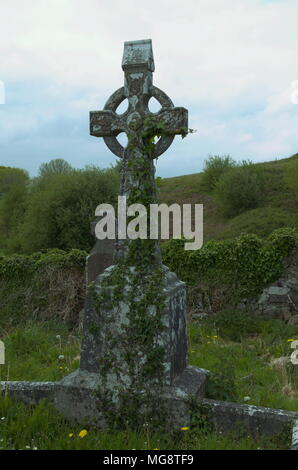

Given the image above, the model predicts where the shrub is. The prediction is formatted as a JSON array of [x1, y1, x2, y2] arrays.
[[0, 249, 87, 327], [213, 162, 266, 216], [201, 155, 236, 191]]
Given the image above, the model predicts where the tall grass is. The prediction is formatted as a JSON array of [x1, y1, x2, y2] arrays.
[[0, 317, 296, 449]]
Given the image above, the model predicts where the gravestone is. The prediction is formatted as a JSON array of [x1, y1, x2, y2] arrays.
[[86, 220, 114, 285], [82, 224, 115, 327], [54, 39, 208, 427]]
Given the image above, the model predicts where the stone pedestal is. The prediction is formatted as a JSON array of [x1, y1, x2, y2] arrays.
[[81, 265, 188, 380], [53, 264, 208, 428], [53, 365, 207, 428]]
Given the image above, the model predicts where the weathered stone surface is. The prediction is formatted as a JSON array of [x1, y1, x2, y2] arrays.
[[80, 265, 188, 384], [257, 246, 298, 320], [54, 370, 105, 427], [86, 237, 114, 285], [53, 365, 208, 428], [173, 365, 209, 397], [0, 381, 55, 405], [202, 398, 298, 438], [3, 378, 298, 440]]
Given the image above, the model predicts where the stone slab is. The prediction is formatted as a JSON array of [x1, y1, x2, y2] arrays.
[[2, 378, 298, 443], [53, 365, 208, 428], [0, 381, 56, 405], [202, 398, 298, 438]]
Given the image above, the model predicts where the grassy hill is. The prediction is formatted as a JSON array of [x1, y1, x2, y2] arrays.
[[158, 153, 298, 242]]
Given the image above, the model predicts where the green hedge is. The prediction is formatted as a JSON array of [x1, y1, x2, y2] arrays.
[[162, 227, 297, 301], [1, 228, 297, 328], [0, 249, 87, 327], [0, 248, 86, 280]]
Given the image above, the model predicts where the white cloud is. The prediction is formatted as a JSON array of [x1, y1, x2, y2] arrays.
[[0, 0, 298, 176]]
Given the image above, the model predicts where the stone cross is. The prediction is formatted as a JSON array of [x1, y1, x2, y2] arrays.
[[56, 40, 207, 427], [90, 39, 188, 261], [1, 40, 208, 430]]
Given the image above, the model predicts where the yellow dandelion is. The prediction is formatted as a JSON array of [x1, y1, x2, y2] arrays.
[[78, 429, 88, 438], [287, 339, 295, 342], [68, 433, 73, 438], [180, 426, 189, 431]]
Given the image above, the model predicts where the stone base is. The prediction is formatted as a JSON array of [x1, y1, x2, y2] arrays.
[[0, 381, 55, 404], [2, 377, 298, 446], [80, 264, 189, 386], [53, 365, 208, 428], [201, 398, 298, 439]]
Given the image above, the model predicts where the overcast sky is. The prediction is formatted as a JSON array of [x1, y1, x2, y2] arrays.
[[0, 0, 298, 177]]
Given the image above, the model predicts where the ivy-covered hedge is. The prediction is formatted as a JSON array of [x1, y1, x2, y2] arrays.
[[162, 227, 297, 303], [1, 228, 297, 328], [0, 249, 87, 327]]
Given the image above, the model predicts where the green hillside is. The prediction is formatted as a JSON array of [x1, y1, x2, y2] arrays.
[[158, 153, 298, 242]]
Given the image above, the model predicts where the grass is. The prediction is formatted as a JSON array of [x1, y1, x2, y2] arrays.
[[189, 311, 298, 410], [0, 315, 297, 450], [158, 153, 298, 241], [0, 397, 291, 450], [0, 321, 80, 382]]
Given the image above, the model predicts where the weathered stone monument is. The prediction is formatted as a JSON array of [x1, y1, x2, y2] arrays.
[[54, 39, 207, 427]]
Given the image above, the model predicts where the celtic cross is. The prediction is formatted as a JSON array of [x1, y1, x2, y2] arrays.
[[90, 39, 188, 263]]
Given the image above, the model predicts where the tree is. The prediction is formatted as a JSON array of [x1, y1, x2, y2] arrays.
[[18, 166, 119, 253], [0, 166, 29, 196], [38, 159, 73, 178], [0, 167, 29, 253], [213, 162, 266, 216]]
